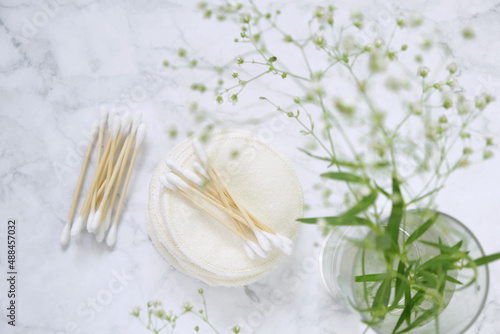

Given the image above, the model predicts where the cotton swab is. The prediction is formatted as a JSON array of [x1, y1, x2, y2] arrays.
[[96, 107, 108, 164], [192, 138, 208, 166], [87, 116, 122, 233], [90, 114, 132, 233], [88, 115, 133, 233], [60, 123, 99, 246], [96, 113, 142, 242], [106, 123, 146, 247], [193, 161, 209, 179]]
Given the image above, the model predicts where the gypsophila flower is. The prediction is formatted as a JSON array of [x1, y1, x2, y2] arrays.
[[463, 27, 475, 39], [418, 66, 430, 77], [483, 150, 494, 159], [183, 302, 193, 312], [447, 62, 458, 74], [131, 307, 140, 317]]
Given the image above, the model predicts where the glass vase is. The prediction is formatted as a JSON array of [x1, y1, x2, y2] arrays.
[[319, 210, 489, 334]]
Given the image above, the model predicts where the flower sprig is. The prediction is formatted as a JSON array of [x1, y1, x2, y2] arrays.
[[132, 289, 240, 334]]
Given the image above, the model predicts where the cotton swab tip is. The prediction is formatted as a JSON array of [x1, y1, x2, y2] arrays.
[[261, 231, 282, 248], [86, 211, 95, 233], [60, 223, 71, 246], [254, 230, 271, 252], [131, 112, 142, 133], [136, 124, 146, 147], [243, 241, 256, 260], [192, 138, 208, 166], [276, 233, 293, 248], [247, 240, 268, 258], [165, 173, 189, 189], [158, 175, 176, 191], [90, 122, 99, 143], [70, 216, 83, 236], [88, 208, 102, 233], [103, 210, 112, 232], [182, 169, 204, 187], [121, 112, 132, 134], [106, 224, 118, 247], [99, 107, 108, 129], [193, 162, 209, 179], [165, 159, 184, 175], [95, 223, 106, 242], [111, 116, 121, 138]]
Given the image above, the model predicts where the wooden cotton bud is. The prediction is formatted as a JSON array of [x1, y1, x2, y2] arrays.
[[121, 112, 132, 134], [254, 230, 271, 252], [243, 241, 256, 260], [88, 206, 102, 233], [90, 122, 99, 143], [99, 107, 108, 130], [106, 223, 117, 247], [165, 159, 184, 175], [261, 231, 283, 248], [70, 216, 84, 236], [60, 223, 71, 246], [192, 138, 208, 166], [158, 175, 176, 191], [136, 124, 146, 147], [182, 169, 204, 187], [193, 161, 209, 179], [165, 173, 189, 190], [131, 112, 142, 133], [247, 240, 268, 258], [111, 115, 121, 138]]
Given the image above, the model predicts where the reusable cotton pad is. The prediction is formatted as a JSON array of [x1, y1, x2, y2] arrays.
[[146, 131, 303, 286]]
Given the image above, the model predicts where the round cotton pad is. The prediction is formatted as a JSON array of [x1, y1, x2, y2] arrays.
[[146, 131, 303, 286]]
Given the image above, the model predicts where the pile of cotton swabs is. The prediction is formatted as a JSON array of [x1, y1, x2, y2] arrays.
[[60, 108, 146, 247], [158, 139, 293, 260]]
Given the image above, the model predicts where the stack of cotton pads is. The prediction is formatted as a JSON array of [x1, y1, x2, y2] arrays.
[[146, 131, 303, 286]]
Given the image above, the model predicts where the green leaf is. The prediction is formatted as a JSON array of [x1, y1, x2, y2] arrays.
[[396, 308, 436, 334], [297, 217, 320, 224], [405, 212, 439, 246], [419, 240, 462, 254], [343, 190, 378, 217], [374, 184, 391, 198], [445, 275, 463, 285], [393, 290, 425, 332], [321, 172, 368, 183], [371, 277, 392, 318], [471, 252, 500, 267], [418, 253, 462, 271], [355, 273, 388, 282], [390, 261, 407, 309], [386, 177, 404, 252], [297, 216, 373, 226]]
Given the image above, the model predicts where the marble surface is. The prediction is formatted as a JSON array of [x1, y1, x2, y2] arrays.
[[1, 0, 500, 333]]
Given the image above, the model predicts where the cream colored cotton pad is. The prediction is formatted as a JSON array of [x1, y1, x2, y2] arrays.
[[146, 131, 303, 286]]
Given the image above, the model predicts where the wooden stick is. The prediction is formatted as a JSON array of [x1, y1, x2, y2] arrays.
[[60, 124, 98, 246], [96, 108, 107, 166], [106, 124, 145, 246], [77, 129, 113, 217], [96, 126, 137, 238]]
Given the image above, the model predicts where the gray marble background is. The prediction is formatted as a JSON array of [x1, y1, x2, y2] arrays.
[[1, 0, 499, 333]]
